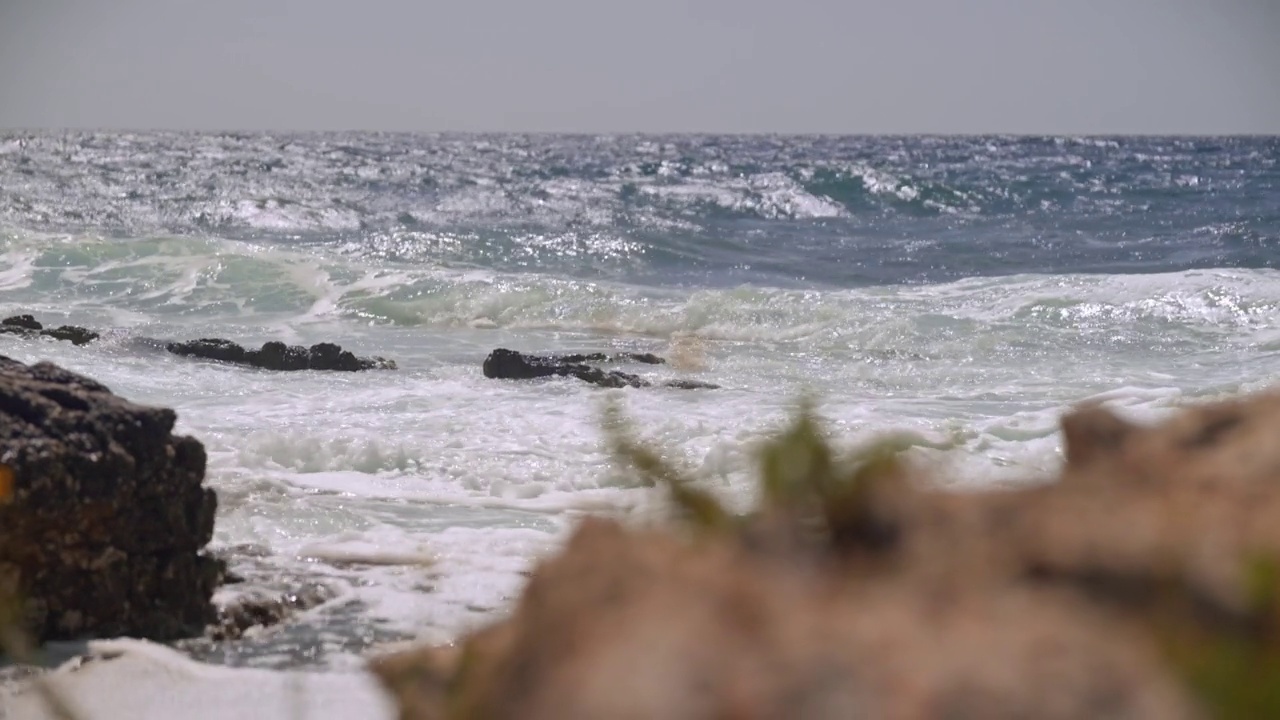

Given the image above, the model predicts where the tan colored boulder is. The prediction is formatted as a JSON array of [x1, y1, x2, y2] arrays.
[[372, 389, 1280, 719], [373, 518, 1196, 720]]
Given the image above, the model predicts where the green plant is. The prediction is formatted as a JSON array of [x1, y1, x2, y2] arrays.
[[1155, 556, 1280, 719], [601, 395, 908, 554]]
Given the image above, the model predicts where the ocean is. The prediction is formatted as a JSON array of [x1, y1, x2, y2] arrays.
[[1, 131, 1278, 672]]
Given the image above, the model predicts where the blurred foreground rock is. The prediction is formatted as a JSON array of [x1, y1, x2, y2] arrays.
[[372, 390, 1280, 719], [0, 356, 224, 643]]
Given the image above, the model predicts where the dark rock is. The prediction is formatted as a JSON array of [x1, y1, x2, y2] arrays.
[[0, 315, 99, 345], [208, 583, 335, 641], [41, 325, 98, 345], [2, 315, 41, 330], [0, 356, 224, 643], [0, 315, 397, 370], [307, 342, 362, 371], [254, 340, 309, 371], [164, 337, 396, 372], [166, 338, 247, 365], [483, 349, 716, 390], [555, 352, 666, 365], [0, 325, 32, 340]]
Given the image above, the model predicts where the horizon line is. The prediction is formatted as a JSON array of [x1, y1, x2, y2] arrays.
[[2, 126, 1278, 138]]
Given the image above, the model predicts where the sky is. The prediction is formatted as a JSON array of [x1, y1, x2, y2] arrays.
[[0, 0, 1277, 134]]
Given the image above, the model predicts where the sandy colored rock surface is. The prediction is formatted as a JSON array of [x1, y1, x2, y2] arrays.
[[373, 389, 1280, 719]]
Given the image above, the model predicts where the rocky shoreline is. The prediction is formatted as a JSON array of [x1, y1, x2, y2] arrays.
[[0, 314, 721, 388], [10, 312, 1280, 718], [0, 320, 715, 660], [0, 353, 356, 659]]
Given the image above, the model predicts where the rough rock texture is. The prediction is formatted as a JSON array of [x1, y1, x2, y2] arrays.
[[0, 314, 98, 345], [373, 520, 1193, 720], [0, 356, 224, 642], [1, 315, 41, 331], [372, 389, 1280, 719], [884, 393, 1280, 625], [165, 338, 397, 372], [482, 348, 718, 390]]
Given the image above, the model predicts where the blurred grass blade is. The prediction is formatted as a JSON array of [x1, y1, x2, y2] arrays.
[[601, 397, 731, 531]]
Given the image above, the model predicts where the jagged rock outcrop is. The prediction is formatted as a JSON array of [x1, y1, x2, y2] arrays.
[[372, 389, 1280, 719], [165, 338, 397, 372], [482, 348, 718, 390], [0, 356, 224, 643], [0, 314, 98, 345]]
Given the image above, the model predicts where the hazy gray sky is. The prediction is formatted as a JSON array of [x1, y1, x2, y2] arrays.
[[1, 0, 1277, 133]]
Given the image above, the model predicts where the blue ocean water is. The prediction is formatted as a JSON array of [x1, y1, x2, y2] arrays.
[[0, 132, 1277, 668], [2, 133, 1276, 286]]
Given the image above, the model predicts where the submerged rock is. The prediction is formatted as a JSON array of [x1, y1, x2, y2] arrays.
[[165, 338, 397, 372], [39, 325, 99, 345], [482, 348, 718, 390], [0, 356, 224, 643], [0, 314, 99, 345], [209, 583, 335, 641]]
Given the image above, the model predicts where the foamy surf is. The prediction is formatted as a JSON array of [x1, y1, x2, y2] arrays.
[[0, 639, 396, 720]]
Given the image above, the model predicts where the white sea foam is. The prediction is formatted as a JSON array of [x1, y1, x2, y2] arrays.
[[636, 170, 848, 220], [0, 640, 396, 720]]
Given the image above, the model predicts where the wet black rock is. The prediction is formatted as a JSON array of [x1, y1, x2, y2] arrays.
[[1, 315, 41, 331], [482, 349, 718, 390], [0, 314, 99, 345], [39, 325, 99, 345], [208, 583, 336, 641], [0, 356, 224, 643], [165, 338, 397, 372], [554, 352, 666, 365], [0, 314, 396, 370]]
